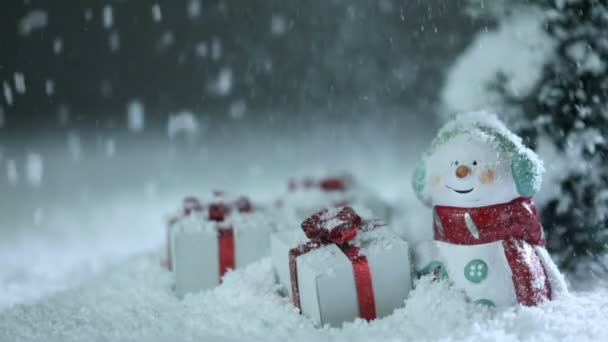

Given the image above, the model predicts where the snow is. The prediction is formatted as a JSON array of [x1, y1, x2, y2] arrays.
[[440, 7, 556, 123], [1, 252, 607, 341], [18, 10, 48, 36], [25, 153, 43, 187], [187, 0, 202, 19], [271, 15, 288, 36], [57, 105, 69, 126], [211, 37, 222, 60], [33, 208, 44, 226], [194, 42, 208, 57], [108, 31, 120, 51], [167, 111, 200, 140], [152, 3, 163, 22], [102, 5, 113, 29], [105, 138, 116, 158], [565, 41, 605, 74], [0, 150, 606, 340], [6, 159, 18, 185], [3, 81, 14, 106], [229, 100, 247, 120], [127, 100, 145, 133], [52, 37, 63, 55], [66, 132, 82, 161], [45, 79, 55, 96], [14, 73, 26, 95], [210, 68, 233, 96], [157, 31, 175, 50], [83, 8, 93, 22], [0, 110, 605, 340]]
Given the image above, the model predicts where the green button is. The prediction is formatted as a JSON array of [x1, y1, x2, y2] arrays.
[[464, 259, 488, 283], [473, 299, 495, 307], [419, 260, 448, 280]]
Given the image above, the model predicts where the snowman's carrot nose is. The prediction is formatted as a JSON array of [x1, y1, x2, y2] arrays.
[[455, 165, 471, 178]]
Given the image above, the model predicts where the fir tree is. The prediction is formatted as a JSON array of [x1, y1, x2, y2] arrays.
[[524, 0, 608, 276]]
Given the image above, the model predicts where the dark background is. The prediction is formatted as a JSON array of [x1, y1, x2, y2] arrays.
[[0, 0, 482, 135], [0, 0, 489, 235]]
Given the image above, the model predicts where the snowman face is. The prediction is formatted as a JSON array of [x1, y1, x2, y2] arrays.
[[426, 133, 519, 208]]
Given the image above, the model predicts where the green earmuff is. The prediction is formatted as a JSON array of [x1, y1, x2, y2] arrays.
[[412, 160, 427, 203], [510, 151, 541, 197], [479, 126, 542, 198]]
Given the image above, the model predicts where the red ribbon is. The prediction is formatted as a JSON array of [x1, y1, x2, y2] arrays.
[[288, 175, 351, 192], [218, 227, 235, 282], [166, 194, 252, 276], [289, 207, 381, 321], [503, 237, 552, 305], [208, 202, 236, 282]]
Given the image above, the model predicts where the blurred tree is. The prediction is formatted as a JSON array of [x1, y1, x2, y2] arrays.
[[523, 0, 608, 277], [457, 0, 608, 277]]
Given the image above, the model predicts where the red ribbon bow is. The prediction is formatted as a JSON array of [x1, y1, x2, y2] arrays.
[[165, 193, 252, 275], [289, 206, 381, 322], [301, 206, 362, 244], [288, 175, 351, 192]]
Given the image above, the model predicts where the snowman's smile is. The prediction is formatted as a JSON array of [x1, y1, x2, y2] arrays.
[[446, 185, 474, 194]]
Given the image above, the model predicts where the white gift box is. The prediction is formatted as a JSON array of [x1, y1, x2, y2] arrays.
[[280, 176, 392, 223], [270, 229, 308, 297], [271, 205, 379, 299], [171, 211, 273, 297], [288, 227, 413, 327]]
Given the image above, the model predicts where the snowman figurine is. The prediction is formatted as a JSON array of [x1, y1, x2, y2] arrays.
[[412, 111, 567, 307]]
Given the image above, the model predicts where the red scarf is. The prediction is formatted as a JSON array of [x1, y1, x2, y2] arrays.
[[433, 197, 544, 246], [433, 197, 552, 306]]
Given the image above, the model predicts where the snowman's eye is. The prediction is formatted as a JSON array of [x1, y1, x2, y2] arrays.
[[455, 161, 459, 166], [473, 161, 478, 166]]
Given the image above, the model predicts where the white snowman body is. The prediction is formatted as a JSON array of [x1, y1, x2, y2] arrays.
[[436, 241, 518, 307], [412, 111, 567, 307]]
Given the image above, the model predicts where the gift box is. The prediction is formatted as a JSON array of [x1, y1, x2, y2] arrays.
[[171, 199, 273, 297], [164, 196, 204, 270], [164, 193, 258, 271], [278, 175, 392, 224], [286, 206, 413, 326], [270, 229, 307, 297]]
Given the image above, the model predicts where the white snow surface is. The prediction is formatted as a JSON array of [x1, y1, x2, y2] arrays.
[[3, 81, 14, 106], [1, 252, 607, 341], [187, 0, 202, 18], [14, 73, 26, 95], [152, 4, 163, 22], [102, 5, 113, 29], [18, 10, 48, 36], [127, 100, 145, 133], [45, 79, 55, 96], [0, 189, 607, 341], [53, 38, 63, 55]]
